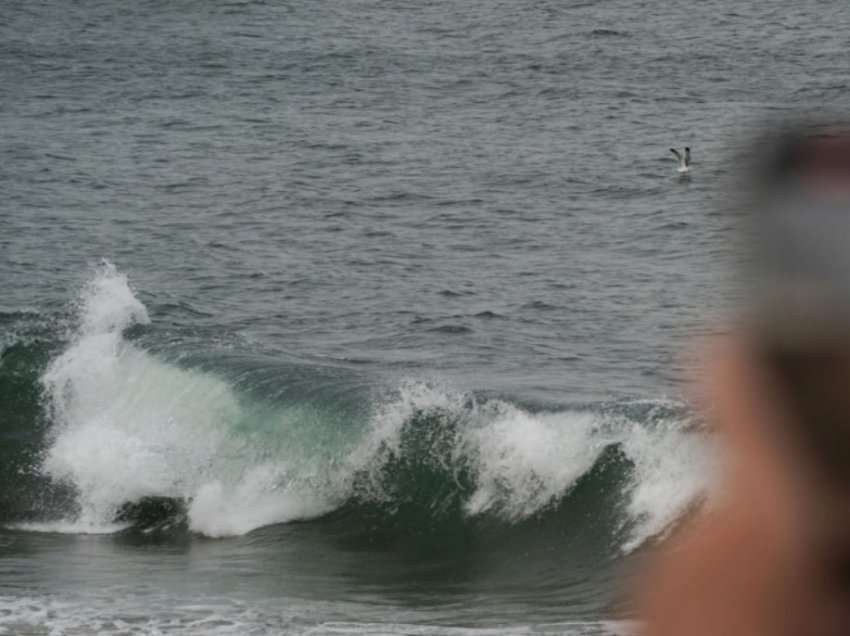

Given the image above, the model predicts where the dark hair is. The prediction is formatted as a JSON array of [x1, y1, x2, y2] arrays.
[[758, 124, 850, 185]]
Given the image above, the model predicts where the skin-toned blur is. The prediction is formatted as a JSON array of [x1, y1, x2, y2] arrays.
[[637, 128, 850, 636]]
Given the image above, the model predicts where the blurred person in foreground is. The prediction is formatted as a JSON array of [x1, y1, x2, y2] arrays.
[[639, 126, 850, 636]]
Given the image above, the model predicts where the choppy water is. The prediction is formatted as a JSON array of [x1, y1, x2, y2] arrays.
[[2, 0, 848, 634]]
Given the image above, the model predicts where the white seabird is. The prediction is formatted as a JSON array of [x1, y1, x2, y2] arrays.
[[669, 147, 691, 174]]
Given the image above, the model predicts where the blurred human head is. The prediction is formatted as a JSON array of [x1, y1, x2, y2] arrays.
[[745, 125, 850, 485], [638, 123, 850, 636]]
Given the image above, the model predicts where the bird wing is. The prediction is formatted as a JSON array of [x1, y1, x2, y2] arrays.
[[669, 148, 682, 161]]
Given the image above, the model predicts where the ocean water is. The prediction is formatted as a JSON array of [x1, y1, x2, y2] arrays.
[[1, 0, 848, 634]]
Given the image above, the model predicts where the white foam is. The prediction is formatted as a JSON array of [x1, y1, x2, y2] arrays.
[[41, 332, 238, 529], [351, 382, 712, 547], [37, 261, 337, 536], [188, 464, 335, 538], [77, 260, 150, 335], [0, 593, 634, 635], [346, 379, 468, 501], [11, 520, 129, 535], [351, 380, 612, 520], [463, 404, 606, 519], [620, 415, 714, 552]]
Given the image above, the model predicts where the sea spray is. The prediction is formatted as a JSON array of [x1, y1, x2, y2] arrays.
[[463, 404, 607, 520], [619, 414, 713, 551], [38, 262, 246, 531]]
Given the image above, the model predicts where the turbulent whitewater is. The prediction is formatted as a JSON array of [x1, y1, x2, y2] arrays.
[[0, 263, 712, 554]]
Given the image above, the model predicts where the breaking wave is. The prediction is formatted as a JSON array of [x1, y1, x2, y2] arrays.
[[1, 262, 713, 552]]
